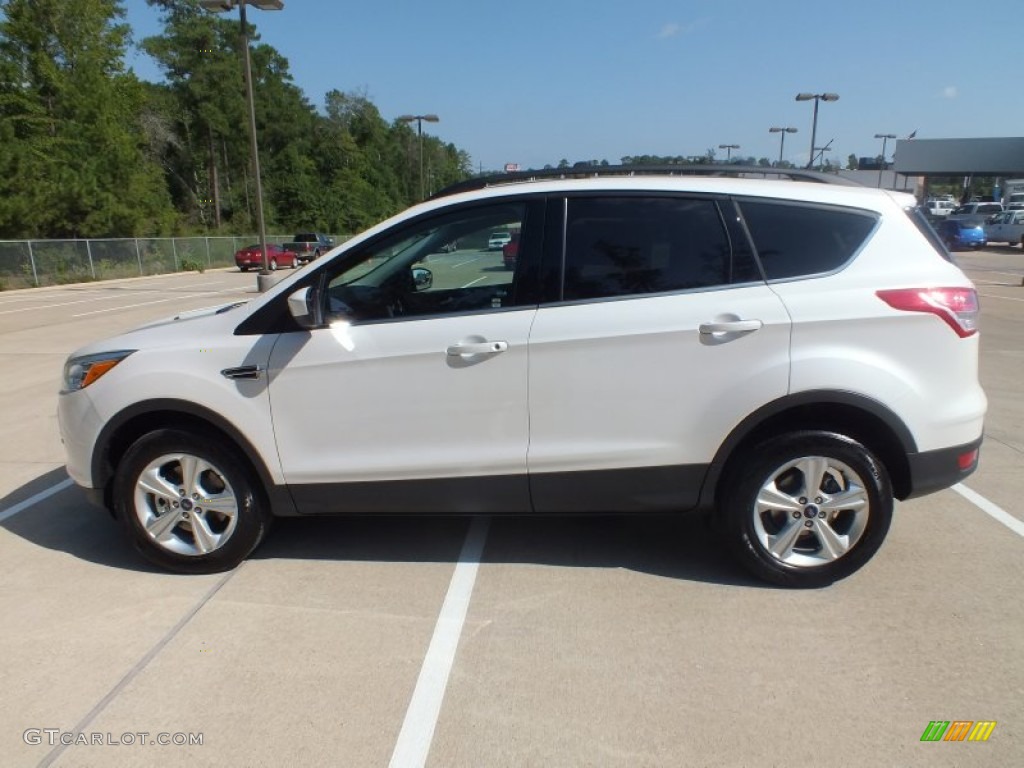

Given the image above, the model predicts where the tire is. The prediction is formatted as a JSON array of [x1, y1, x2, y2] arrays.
[[239, 266, 248, 272], [270, 258, 278, 271], [719, 431, 893, 588], [113, 429, 272, 574]]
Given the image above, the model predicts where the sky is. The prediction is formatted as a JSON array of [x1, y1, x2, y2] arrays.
[[120, 0, 1024, 173]]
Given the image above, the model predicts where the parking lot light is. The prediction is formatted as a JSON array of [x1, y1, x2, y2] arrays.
[[768, 127, 797, 166], [398, 114, 440, 201], [198, 0, 283, 291], [874, 133, 897, 187], [718, 144, 740, 162], [795, 92, 839, 168]]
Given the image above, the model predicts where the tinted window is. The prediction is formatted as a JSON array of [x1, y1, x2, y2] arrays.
[[739, 200, 877, 279], [563, 197, 748, 301]]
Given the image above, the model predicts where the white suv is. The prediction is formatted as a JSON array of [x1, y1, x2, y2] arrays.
[[58, 168, 986, 587]]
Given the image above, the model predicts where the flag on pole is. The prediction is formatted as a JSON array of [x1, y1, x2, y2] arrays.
[[906, 130, 917, 140]]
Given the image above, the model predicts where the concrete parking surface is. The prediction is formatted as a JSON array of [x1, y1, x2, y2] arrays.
[[0, 257, 1021, 767]]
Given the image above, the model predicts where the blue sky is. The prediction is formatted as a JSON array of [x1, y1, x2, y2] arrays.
[[121, 0, 1023, 172]]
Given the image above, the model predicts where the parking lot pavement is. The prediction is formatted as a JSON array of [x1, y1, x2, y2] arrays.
[[0, 260, 1021, 767], [0, 269, 258, 501]]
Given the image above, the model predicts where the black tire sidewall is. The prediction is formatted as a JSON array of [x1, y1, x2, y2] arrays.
[[721, 431, 893, 588], [114, 429, 270, 574]]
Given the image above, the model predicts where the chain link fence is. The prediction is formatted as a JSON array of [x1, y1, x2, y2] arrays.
[[0, 235, 348, 290]]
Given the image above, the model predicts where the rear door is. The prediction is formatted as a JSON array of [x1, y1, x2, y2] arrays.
[[526, 194, 791, 513]]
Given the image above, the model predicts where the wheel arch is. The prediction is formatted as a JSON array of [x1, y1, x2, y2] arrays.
[[699, 391, 917, 512], [92, 399, 295, 517]]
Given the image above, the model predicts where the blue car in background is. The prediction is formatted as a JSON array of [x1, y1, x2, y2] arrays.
[[937, 219, 987, 250]]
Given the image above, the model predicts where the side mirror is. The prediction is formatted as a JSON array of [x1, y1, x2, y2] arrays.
[[412, 267, 433, 291], [287, 286, 317, 329]]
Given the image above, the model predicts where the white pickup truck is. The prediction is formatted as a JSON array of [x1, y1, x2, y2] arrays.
[[984, 209, 1024, 247], [1001, 179, 1024, 210]]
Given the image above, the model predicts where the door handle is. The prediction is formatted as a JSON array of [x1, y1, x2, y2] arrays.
[[446, 341, 508, 356], [699, 319, 763, 334]]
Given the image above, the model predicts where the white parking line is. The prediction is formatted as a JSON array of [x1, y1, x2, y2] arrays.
[[0, 291, 167, 316], [389, 517, 490, 768], [0, 478, 73, 524], [460, 277, 487, 288], [451, 257, 480, 268], [952, 483, 1024, 537], [71, 288, 240, 317]]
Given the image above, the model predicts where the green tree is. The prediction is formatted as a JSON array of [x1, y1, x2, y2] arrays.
[[0, 0, 174, 237]]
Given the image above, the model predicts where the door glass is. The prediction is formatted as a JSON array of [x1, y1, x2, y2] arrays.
[[324, 203, 526, 322], [562, 197, 750, 301]]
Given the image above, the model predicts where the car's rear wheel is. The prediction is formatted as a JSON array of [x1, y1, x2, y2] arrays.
[[114, 429, 271, 573], [720, 431, 892, 588], [239, 266, 248, 272], [270, 258, 278, 271]]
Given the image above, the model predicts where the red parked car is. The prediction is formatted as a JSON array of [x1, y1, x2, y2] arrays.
[[502, 232, 520, 270], [234, 243, 299, 271]]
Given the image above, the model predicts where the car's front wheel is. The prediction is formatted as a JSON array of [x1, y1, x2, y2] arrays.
[[114, 429, 271, 573], [720, 431, 893, 588]]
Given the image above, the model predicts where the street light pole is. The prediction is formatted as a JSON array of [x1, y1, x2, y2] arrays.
[[718, 143, 739, 162], [198, 0, 283, 291], [398, 114, 440, 200], [768, 127, 797, 166], [874, 133, 897, 188], [795, 92, 838, 168]]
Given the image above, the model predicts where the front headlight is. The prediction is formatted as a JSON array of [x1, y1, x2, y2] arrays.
[[62, 350, 135, 393]]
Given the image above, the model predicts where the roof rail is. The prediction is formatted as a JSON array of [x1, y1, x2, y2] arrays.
[[433, 164, 861, 199]]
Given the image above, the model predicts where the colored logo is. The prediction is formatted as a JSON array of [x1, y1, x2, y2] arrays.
[[920, 721, 996, 742]]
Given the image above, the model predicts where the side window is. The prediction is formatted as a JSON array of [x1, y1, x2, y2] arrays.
[[562, 197, 745, 301], [323, 202, 526, 322], [739, 200, 878, 280]]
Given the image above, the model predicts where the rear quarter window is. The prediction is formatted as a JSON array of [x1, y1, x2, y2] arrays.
[[738, 200, 878, 279]]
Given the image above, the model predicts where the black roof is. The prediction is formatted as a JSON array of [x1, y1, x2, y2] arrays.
[[433, 164, 861, 199]]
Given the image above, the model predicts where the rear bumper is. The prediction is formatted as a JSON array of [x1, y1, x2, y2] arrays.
[[903, 436, 983, 500]]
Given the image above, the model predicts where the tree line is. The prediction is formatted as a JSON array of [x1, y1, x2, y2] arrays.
[[0, 0, 472, 239]]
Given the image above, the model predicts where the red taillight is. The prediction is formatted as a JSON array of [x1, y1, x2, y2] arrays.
[[876, 287, 979, 337], [958, 449, 979, 471]]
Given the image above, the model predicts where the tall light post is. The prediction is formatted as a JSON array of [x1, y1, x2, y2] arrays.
[[795, 92, 838, 168], [768, 126, 797, 166], [874, 133, 897, 188], [718, 143, 739, 162], [199, 0, 283, 291], [398, 114, 440, 201]]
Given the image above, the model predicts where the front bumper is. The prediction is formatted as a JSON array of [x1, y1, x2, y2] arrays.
[[57, 389, 106, 491]]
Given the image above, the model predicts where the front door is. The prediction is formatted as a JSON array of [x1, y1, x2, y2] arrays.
[[269, 199, 541, 514]]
